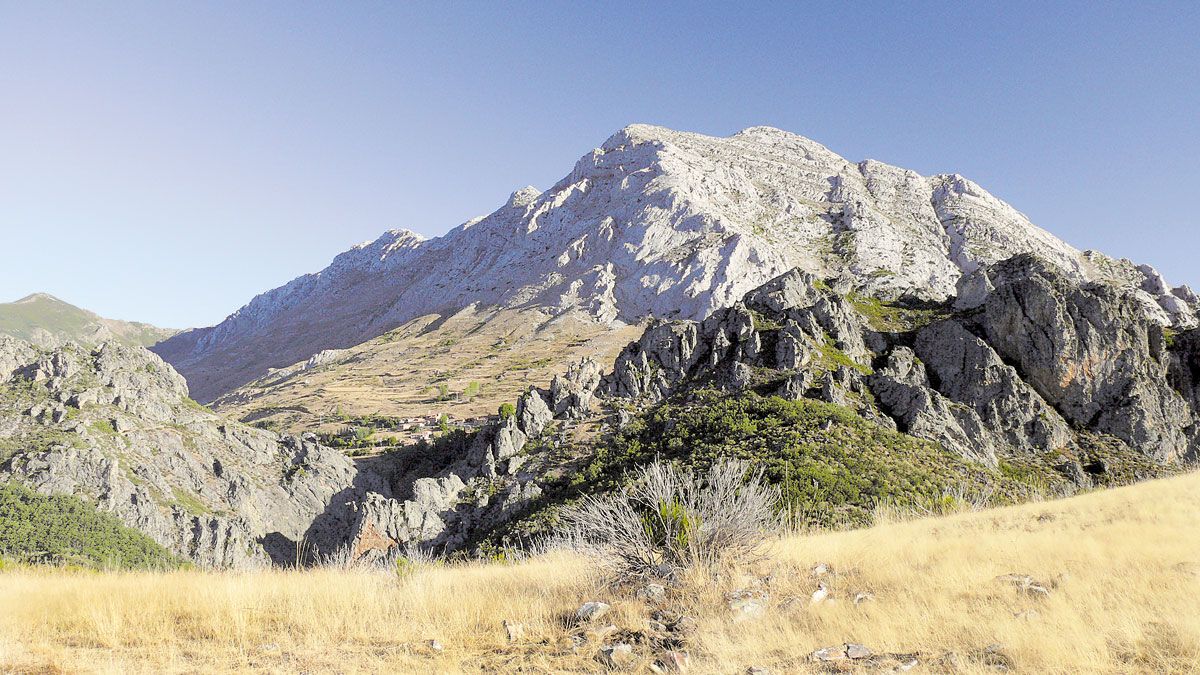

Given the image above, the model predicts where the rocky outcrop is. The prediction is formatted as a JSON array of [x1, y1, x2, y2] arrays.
[[0, 340, 372, 567], [970, 255, 1195, 462], [546, 258, 1200, 472], [159, 124, 1194, 403]]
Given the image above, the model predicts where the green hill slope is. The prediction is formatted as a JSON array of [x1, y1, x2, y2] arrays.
[[0, 293, 175, 347]]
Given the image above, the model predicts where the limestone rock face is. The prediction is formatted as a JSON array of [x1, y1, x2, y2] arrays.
[[912, 320, 1075, 456], [0, 340, 366, 567], [975, 255, 1194, 462], [869, 346, 1002, 466], [157, 124, 1183, 403]]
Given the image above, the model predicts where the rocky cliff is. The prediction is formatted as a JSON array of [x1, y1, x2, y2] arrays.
[[0, 336, 386, 567], [4, 251, 1195, 567], [153, 124, 1199, 402]]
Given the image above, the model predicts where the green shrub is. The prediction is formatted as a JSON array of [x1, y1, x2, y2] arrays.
[[498, 403, 516, 420], [0, 481, 180, 569]]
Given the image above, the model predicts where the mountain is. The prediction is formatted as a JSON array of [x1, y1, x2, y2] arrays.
[[0, 293, 177, 348], [2, 252, 1196, 567], [154, 124, 1199, 404]]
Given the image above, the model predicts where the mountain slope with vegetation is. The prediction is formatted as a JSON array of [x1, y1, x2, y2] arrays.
[[0, 293, 176, 348], [0, 481, 180, 569]]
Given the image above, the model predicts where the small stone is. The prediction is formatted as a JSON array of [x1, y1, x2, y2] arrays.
[[811, 646, 847, 662], [503, 619, 524, 642], [426, 639, 444, 653], [729, 597, 766, 621], [894, 656, 919, 672], [812, 562, 832, 576], [598, 643, 636, 669], [853, 591, 875, 605], [653, 651, 690, 672], [810, 582, 830, 605], [577, 601, 612, 622], [746, 668, 771, 675], [585, 624, 619, 642], [638, 583, 667, 602], [1014, 609, 1040, 621], [845, 643, 872, 659], [1022, 583, 1051, 598]]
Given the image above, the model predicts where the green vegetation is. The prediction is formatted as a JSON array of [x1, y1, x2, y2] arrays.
[[815, 335, 873, 376], [1163, 327, 1177, 349], [463, 381, 482, 401], [848, 293, 949, 332], [170, 488, 211, 517], [89, 419, 117, 435], [0, 293, 174, 347], [482, 391, 1022, 552], [498, 402, 516, 420], [0, 481, 180, 569]]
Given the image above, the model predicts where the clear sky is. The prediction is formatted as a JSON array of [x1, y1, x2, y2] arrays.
[[2, 2, 1197, 329]]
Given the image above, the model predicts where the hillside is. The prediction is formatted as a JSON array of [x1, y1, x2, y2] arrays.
[[154, 124, 1200, 403], [0, 335, 388, 567], [2, 469, 1195, 673], [214, 306, 642, 436], [0, 293, 176, 348]]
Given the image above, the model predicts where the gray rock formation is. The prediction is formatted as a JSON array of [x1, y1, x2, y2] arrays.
[[0, 339, 372, 567], [973, 255, 1194, 462]]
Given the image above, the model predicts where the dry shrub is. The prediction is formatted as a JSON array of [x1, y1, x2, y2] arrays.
[[561, 459, 780, 579]]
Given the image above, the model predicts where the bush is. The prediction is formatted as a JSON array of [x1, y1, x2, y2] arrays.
[[0, 481, 180, 569], [498, 403, 516, 420], [561, 459, 779, 579]]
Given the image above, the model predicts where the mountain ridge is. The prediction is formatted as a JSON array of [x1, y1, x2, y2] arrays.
[[153, 124, 1198, 402]]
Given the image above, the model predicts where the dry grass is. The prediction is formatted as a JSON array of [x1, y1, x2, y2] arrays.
[[215, 306, 641, 434], [3, 472, 1198, 674]]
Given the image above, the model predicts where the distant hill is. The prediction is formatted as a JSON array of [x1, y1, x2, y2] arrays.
[[0, 293, 176, 348]]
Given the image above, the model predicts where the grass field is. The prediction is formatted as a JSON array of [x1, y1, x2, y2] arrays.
[[2, 471, 1197, 674]]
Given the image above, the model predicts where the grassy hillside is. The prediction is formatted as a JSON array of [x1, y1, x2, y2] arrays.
[[1, 471, 1195, 672], [215, 306, 641, 434], [0, 481, 180, 570], [0, 293, 175, 347]]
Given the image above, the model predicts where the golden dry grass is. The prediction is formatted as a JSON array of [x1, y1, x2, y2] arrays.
[[2, 472, 1198, 674], [216, 306, 641, 435]]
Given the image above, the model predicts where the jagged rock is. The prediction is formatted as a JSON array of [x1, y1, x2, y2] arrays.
[[870, 347, 1001, 466], [516, 388, 552, 437], [913, 320, 1075, 455], [0, 340, 369, 567], [977, 255, 1195, 462], [550, 358, 602, 418]]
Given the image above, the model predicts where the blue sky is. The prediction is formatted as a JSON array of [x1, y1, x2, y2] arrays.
[[1, 2, 1197, 328]]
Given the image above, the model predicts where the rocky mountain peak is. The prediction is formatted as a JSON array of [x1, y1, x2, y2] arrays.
[[153, 124, 1197, 402]]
